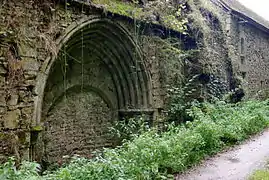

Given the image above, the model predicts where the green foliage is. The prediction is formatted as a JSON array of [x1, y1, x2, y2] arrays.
[[167, 75, 201, 123], [248, 159, 269, 180], [109, 116, 150, 143], [249, 170, 269, 180], [167, 73, 228, 123], [31, 126, 43, 131], [162, 8, 188, 33], [92, 0, 144, 19], [167, 86, 197, 123], [92, 0, 188, 33], [187, 0, 225, 39], [1, 100, 269, 179], [0, 157, 41, 180], [140, 36, 197, 88]]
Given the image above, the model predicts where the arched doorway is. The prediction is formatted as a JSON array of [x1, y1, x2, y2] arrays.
[[33, 16, 152, 163]]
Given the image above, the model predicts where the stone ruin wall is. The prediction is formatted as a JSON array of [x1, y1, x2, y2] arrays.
[[240, 24, 269, 96], [0, 0, 166, 163], [0, 0, 269, 164], [190, 0, 269, 97]]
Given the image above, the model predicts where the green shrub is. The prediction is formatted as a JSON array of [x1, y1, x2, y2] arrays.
[[108, 116, 150, 144], [0, 157, 41, 180]]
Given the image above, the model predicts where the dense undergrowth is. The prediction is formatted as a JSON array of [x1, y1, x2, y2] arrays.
[[1, 100, 269, 180]]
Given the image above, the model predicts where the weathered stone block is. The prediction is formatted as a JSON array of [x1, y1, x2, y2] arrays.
[[7, 94, 19, 106], [19, 44, 38, 58], [21, 107, 33, 126], [0, 65, 7, 75], [24, 79, 36, 87], [18, 90, 33, 103], [24, 71, 38, 80], [22, 58, 40, 72], [0, 76, 5, 87], [21, 107, 33, 116], [3, 109, 21, 129], [0, 92, 6, 106], [0, 132, 14, 163], [0, 107, 6, 115]]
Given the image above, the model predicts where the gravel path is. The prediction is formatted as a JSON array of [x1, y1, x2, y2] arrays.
[[176, 129, 269, 180]]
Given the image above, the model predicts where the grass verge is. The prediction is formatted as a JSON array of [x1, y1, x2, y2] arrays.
[[249, 170, 269, 180], [249, 160, 269, 180]]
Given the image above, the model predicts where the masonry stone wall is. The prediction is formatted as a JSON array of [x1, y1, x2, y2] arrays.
[[0, 0, 164, 163], [1, 0, 269, 164], [189, 0, 269, 97], [186, 0, 234, 97], [240, 24, 269, 97], [0, 0, 82, 163], [42, 92, 114, 163], [221, 11, 269, 97]]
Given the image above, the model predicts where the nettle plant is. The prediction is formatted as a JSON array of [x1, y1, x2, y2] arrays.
[[108, 115, 151, 143], [0, 157, 41, 180]]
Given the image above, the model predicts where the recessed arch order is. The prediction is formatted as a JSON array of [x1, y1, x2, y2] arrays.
[[33, 15, 153, 126]]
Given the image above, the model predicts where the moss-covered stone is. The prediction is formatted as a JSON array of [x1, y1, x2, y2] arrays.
[[92, 0, 188, 33], [31, 125, 43, 132], [0, 132, 7, 139], [3, 110, 21, 129], [93, 0, 142, 17]]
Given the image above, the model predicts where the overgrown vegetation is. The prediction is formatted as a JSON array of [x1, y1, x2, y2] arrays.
[[186, 0, 237, 87], [167, 73, 229, 124], [0, 0, 268, 180], [249, 170, 269, 180], [108, 116, 150, 145], [92, 0, 188, 33], [249, 160, 269, 180], [1, 100, 269, 179], [0, 157, 41, 180]]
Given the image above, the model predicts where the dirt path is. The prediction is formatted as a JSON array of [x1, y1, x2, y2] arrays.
[[176, 129, 269, 180]]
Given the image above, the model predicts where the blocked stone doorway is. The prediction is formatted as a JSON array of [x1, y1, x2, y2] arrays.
[[43, 88, 116, 163], [32, 17, 152, 164]]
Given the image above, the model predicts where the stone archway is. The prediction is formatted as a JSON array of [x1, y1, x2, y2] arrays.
[[33, 16, 152, 163]]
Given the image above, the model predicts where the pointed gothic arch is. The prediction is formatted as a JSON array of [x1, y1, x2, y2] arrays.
[[32, 16, 153, 162]]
